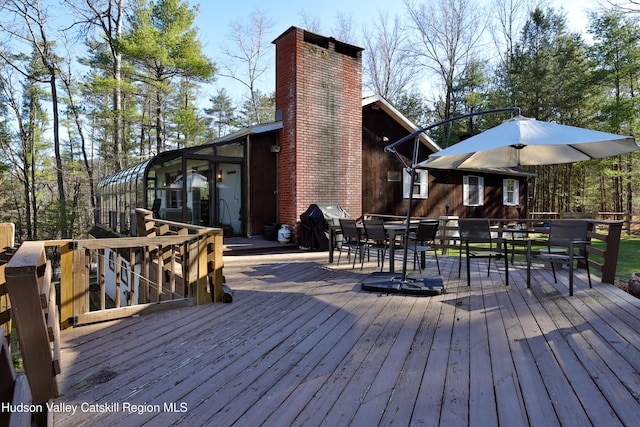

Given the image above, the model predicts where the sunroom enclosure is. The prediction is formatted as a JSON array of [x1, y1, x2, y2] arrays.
[[98, 122, 281, 238]]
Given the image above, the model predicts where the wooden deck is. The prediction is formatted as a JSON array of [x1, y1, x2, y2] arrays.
[[52, 249, 640, 426]]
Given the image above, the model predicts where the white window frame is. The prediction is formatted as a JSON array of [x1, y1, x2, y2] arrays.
[[463, 175, 484, 206], [403, 168, 428, 199], [503, 178, 519, 206]]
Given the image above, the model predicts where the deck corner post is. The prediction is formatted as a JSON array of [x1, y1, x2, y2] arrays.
[[5, 241, 59, 403], [59, 243, 74, 329], [601, 221, 622, 284], [201, 230, 224, 303]]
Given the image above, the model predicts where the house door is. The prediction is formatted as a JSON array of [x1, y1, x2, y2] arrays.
[[185, 159, 211, 226], [216, 163, 242, 234]]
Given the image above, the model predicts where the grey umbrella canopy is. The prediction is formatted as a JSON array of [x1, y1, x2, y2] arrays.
[[420, 115, 638, 170]]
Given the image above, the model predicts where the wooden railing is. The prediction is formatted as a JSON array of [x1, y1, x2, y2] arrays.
[[134, 208, 228, 301], [0, 217, 225, 331], [48, 219, 225, 328], [433, 217, 623, 284], [0, 218, 226, 422], [4, 241, 60, 412], [0, 223, 14, 344], [530, 211, 640, 235]]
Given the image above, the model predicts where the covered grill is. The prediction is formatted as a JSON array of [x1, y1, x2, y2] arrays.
[[300, 204, 350, 250]]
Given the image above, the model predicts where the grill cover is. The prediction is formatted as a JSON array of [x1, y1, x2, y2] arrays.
[[300, 204, 350, 250]]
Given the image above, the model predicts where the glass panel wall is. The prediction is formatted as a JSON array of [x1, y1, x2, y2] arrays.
[[96, 139, 247, 234], [186, 159, 211, 226], [216, 163, 242, 234], [148, 157, 183, 222]]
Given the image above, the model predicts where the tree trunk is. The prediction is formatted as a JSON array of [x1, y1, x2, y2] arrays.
[[112, 0, 124, 172], [156, 88, 163, 154], [627, 156, 633, 233], [50, 73, 69, 238]]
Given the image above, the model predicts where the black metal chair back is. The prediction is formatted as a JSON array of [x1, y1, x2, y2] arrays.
[[527, 219, 591, 295], [458, 218, 493, 244], [408, 220, 440, 274], [363, 219, 387, 242], [363, 220, 388, 271], [337, 219, 364, 269], [414, 220, 439, 243], [547, 220, 589, 251], [340, 218, 360, 243], [457, 218, 507, 286]]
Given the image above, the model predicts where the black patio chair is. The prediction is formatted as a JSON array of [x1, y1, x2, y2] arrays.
[[458, 218, 507, 287], [362, 219, 389, 271], [337, 219, 365, 269], [151, 198, 162, 218], [526, 219, 591, 296], [407, 220, 440, 274]]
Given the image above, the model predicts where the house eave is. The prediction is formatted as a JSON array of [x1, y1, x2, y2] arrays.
[[362, 95, 442, 152]]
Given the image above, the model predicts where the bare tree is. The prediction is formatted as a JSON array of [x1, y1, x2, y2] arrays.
[[608, 0, 640, 13], [405, 0, 486, 122], [298, 11, 322, 33], [363, 12, 415, 103], [490, 0, 529, 62], [332, 12, 359, 45], [0, 0, 70, 238], [221, 8, 274, 124], [0, 61, 42, 239], [63, 0, 127, 171], [489, 0, 545, 106], [59, 36, 99, 223]]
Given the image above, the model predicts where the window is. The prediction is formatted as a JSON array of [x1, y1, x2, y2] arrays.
[[463, 175, 484, 206], [403, 169, 428, 199], [387, 170, 401, 182], [503, 178, 519, 206]]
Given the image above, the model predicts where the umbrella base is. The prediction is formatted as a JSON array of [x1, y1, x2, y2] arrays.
[[360, 272, 444, 296]]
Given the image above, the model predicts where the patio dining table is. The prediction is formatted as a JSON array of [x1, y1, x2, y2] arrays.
[[329, 221, 418, 273], [495, 225, 551, 263]]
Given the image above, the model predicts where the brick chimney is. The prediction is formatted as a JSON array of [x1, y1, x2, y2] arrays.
[[273, 27, 363, 242]]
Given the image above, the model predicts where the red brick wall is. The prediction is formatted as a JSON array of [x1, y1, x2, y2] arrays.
[[274, 27, 363, 242]]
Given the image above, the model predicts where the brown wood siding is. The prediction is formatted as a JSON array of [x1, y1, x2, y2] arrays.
[[362, 105, 436, 217], [414, 169, 457, 217], [363, 158, 529, 220], [444, 171, 529, 219], [248, 134, 279, 236], [362, 104, 531, 220]]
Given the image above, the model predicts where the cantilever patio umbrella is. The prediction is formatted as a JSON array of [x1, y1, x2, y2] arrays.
[[420, 115, 638, 170], [363, 109, 638, 295]]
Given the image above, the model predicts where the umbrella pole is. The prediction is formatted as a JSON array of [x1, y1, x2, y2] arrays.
[[400, 135, 421, 283]]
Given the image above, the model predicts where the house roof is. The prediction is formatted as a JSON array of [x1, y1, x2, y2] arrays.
[[211, 121, 284, 144], [362, 95, 441, 153]]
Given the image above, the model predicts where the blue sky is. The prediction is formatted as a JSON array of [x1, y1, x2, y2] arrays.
[[190, 0, 603, 102]]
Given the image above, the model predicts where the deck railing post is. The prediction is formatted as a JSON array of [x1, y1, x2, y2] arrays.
[[71, 244, 89, 322], [197, 232, 209, 304], [602, 221, 622, 284], [210, 230, 225, 302], [0, 223, 14, 339], [5, 241, 59, 404], [59, 243, 74, 329], [0, 257, 9, 342]]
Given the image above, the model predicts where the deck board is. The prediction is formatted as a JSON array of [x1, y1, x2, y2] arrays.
[[51, 250, 640, 426]]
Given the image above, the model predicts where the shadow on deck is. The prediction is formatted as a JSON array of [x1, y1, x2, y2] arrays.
[[223, 236, 298, 255], [52, 250, 640, 426]]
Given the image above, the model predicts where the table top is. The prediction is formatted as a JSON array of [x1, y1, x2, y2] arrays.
[[330, 222, 418, 230]]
